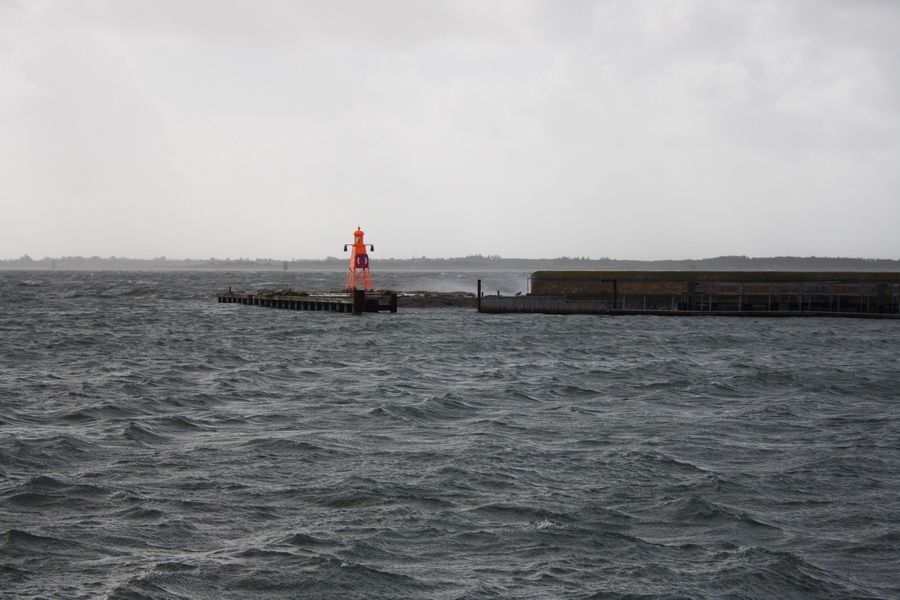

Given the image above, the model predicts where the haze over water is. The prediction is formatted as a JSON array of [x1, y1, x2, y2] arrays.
[[1, 271, 898, 598]]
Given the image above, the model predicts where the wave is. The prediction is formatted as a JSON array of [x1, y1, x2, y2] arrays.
[[280, 531, 342, 549], [3, 270, 899, 598], [123, 421, 171, 445], [469, 502, 571, 526], [107, 577, 191, 600], [658, 496, 779, 530], [2, 529, 72, 551], [241, 437, 328, 455], [1, 475, 115, 511], [710, 546, 863, 597], [0, 563, 31, 583]]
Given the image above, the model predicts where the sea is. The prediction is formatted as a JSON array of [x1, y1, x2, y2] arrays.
[[1, 270, 898, 599]]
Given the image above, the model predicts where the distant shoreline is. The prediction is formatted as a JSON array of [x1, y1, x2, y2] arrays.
[[2, 255, 899, 272]]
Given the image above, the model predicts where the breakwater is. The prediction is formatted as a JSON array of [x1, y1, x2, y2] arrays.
[[479, 271, 900, 317], [217, 289, 479, 312], [217, 289, 397, 314]]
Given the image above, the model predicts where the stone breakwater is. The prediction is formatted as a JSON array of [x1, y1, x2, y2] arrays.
[[396, 291, 475, 308]]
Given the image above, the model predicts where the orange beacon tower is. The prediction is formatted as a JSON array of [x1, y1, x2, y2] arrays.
[[344, 227, 375, 291]]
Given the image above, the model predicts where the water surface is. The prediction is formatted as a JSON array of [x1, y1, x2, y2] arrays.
[[1, 271, 898, 598]]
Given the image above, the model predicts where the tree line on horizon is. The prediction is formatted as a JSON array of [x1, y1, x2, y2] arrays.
[[2, 254, 899, 272]]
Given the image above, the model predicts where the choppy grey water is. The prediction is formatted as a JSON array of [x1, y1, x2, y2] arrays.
[[1, 270, 899, 599]]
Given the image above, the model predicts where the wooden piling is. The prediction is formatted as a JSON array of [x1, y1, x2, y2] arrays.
[[477, 279, 481, 312]]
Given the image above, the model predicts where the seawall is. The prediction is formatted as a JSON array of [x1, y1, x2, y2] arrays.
[[479, 271, 900, 317]]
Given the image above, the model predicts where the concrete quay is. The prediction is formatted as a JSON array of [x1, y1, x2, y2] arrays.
[[478, 272, 900, 318]]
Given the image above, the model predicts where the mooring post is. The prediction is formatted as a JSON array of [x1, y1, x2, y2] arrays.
[[476, 279, 482, 312], [352, 288, 365, 315]]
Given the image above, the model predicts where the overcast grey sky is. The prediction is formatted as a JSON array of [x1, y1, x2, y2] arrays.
[[1, 0, 898, 260]]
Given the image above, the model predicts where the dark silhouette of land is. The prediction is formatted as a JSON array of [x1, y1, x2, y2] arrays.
[[2, 254, 899, 272]]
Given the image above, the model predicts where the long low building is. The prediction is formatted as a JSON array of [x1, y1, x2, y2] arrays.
[[519, 271, 900, 314]]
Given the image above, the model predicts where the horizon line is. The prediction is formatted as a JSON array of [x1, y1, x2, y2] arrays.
[[4, 254, 900, 263]]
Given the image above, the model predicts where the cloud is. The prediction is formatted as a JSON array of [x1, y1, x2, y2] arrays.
[[1, 0, 898, 259]]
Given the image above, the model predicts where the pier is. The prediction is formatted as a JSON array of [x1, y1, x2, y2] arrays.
[[217, 289, 397, 314], [478, 272, 900, 319], [216, 226, 397, 314]]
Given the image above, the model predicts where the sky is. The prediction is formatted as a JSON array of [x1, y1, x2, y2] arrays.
[[1, 0, 898, 260]]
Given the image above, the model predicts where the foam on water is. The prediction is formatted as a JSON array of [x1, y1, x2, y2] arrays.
[[0, 271, 898, 599]]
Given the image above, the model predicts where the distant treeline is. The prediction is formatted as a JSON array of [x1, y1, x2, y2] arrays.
[[2, 254, 899, 272]]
